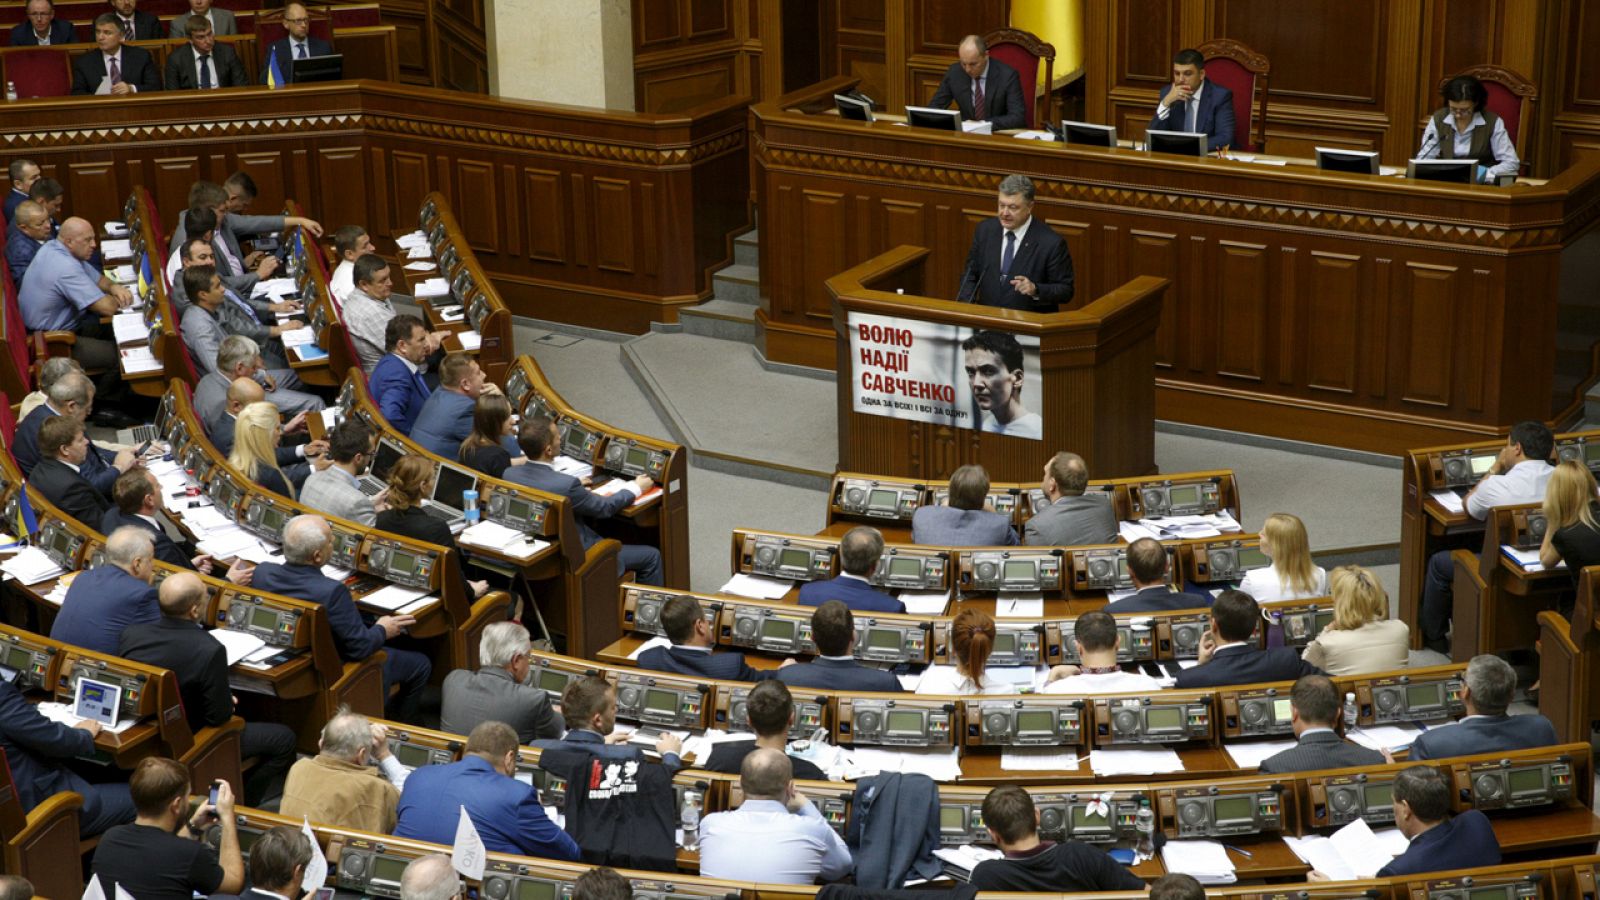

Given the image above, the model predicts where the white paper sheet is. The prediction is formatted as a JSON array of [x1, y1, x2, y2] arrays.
[[1223, 739, 1299, 770], [960, 121, 993, 135], [1430, 490, 1466, 514], [404, 261, 437, 271], [415, 278, 451, 297], [1160, 840, 1237, 884], [1089, 747, 1186, 776], [550, 455, 593, 479], [897, 590, 950, 616], [209, 629, 268, 666], [359, 584, 429, 611], [0, 547, 64, 585], [456, 330, 482, 351], [718, 573, 794, 600], [120, 346, 162, 373], [459, 520, 549, 559], [100, 239, 133, 261], [1326, 818, 1405, 878], [839, 746, 962, 782], [278, 326, 317, 346], [111, 313, 148, 344], [1000, 747, 1088, 771], [995, 594, 1044, 617], [1348, 724, 1423, 752], [628, 636, 672, 660], [932, 844, 1002, 876]]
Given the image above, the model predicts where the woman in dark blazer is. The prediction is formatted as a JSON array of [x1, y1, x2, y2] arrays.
[[458, 394, 525, 480], [376, 454, 488, 601]]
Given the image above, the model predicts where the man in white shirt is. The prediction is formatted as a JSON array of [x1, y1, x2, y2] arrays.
[[698, 749, 852, 884], [1043, 610, 1164, 694], [328, 224, 373, 307], [1420, 421, 1554, 653]]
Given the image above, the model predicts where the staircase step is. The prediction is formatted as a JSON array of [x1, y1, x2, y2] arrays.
[[712, 263, 760, 305], [678, 298, 758, 343], [734, 229, 759, 267]]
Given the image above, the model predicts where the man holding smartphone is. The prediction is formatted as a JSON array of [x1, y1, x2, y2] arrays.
[[91, 758, 244, 900]]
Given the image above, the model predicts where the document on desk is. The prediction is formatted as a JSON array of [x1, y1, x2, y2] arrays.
[[0, 548, 64, 585], [1000, 747, 1087, 771], [290, 343, 329, 362], [101, 239, 133, 261], [960, 121, 993, 135], [1089, 747, 1185, 776], [104, 221, 130, 237], [112, 312, 149, 345], [320, 564, 353, 581], [456, 330, 482, 351], [252, 277, 297, 299], [415, 278, 451, 298], [404, 261, 437, 271], [360, 584, 430, 612], [1118, 520, 1164, 542], [120, 346, 163, 373], [1348, 724, 1423, 753], [458, 521, 549, 560], [718, 573, 793, 600], [279, 326, 316, 346], [209, 629, 268, 666], [1223, 738, 1298, 769], [112, 264, 135, 284], [550, 455, 593, 480], [1161, 841, 1236, 884], [995, 594, 1044, 617], [1430, 490, 1466, 514], [898, 590, 950, 616], [841, 746, 962, 782], [932, 844, 1003, 880], [1502, 544, 1560, 571], [1284, 820, 1407, 879], [984, 665, 1045, 691], [1012, 130, 1057, 141]]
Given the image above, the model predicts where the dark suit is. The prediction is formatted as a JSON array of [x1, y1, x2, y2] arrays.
[[1175, 644, 1321, 689], [957, 216, 1074, 312], [118, 617, 297, 804], [1102, 585, 1212, 614], [776, 656, 903, 693], [503, 461, 663, 585], [29, 458, 111, 526], [3, 188, 29, 223], [261, 35, 334, 84], [376, 507, 475, 601], [114, 11, 164, 41], [1147, 81, 1236, 151], [164, 42, 249, 91], [14, 403, 117, 493], [927, 57, 1026, 130], [704, 740, 827, 781], [797, 575, 904, 613], [910, 504, 1017, 547], [411, 389, 475, 460], [1257, 729, 1384, 774], [1408, 714, 1561, 761], [100, 507, 195, 570], [395, 756, 580, 858], [369, 353, 432, 434], [9, 19, 75, 46], [251, 561, 431, 721], [636, 645, 775, 683], [48, 564, 159, 655], [71, 45, 162, 95], [1376, 809, 1499, 877], [5, 228, 44, 289], [169, 8, 235, 38], [440, 666, 561, 743], [0, 680, 134, 837]]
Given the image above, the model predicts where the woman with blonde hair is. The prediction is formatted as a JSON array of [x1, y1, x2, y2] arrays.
[[1302, 565, 1409, 675], [376, 454, 489, 600], [229, 401, 307, 498], [458, 394, 525, 479], [1538, 459, 1600, 583], [1238, 513, 1328, 603], [916, 607, 1005, 695]]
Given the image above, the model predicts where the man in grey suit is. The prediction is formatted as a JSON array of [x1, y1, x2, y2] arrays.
[[441, 622, 562, 743], [1409, 655, 1558, 760], [191, 336, 322, 426], [1024, 451, 1118, 546], [167, 180, 322, 289], [1258, 675, 1384, 774], [910, 464, 1018, 546], [168, 0, 235, 37], [299, 418, 386, 526]]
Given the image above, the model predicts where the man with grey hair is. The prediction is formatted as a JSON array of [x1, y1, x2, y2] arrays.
[[1025, 450, 1118, 546], [956, 173, 1073, 312], [1409, 654, 1557, 759], [698, 748, 852, 884], [927, 34, 1026, 130], [797, 525, 904, 613], [441, 621, 561, 742], [400, 854, 460, 900], [50, 526, 159, 655], [15, 369, 138, 487], [281, 707, 408, 833], [19, 354, 81, 420], [192, 333, 324, 427], [253, 515, 430, 722]]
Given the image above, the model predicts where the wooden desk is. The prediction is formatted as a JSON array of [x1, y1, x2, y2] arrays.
[[753, 77, 1600, 455]]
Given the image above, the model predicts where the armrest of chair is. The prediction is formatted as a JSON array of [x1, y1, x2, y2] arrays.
[[461, 591, 514, 671], [184, 717, 246, 794], [327, 652, 386, 719], [32, 330, 77, 357], [1450, 548, 1490, 662], [4, 790, 86, 900]]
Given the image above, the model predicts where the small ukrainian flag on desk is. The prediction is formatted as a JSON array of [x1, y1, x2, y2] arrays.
[[136, 251, 153, 301], [266, 46, 285, 89]]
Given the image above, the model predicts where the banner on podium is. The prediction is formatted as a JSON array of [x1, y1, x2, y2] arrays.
[[848, 312, 1042, 440]]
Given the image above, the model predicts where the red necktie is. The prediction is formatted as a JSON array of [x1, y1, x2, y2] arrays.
[[974, 76, 986, 120]]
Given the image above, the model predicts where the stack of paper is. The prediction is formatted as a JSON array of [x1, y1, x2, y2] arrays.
[[279, 326, 317, 346], [550, 455, 593, 480], [111, 313, 149, 345], [1283, 819, 1410, 879], [404, 261, 437, 271], [456, 330, 482, 351], [459, 520, 550, 559], [1348, 724, 1423, 752], [1000, 747, 1087, 771], [361, 584, 430, 612], [718, 573, 794, 600], [1160, 840, 1237, 884], [1430, 490, 1466, 514], [120, 346, 162, 373], [1119, 520, 1164, 542], [959, 121, 993, 135], [679, 728, 758, 763], [395, 231, 431, 255], [898, 590, 950, 616], [320, 564, 354, 581], [1136, 511, 1244, 539], [1503, 545, 1560, 571], [932, 845, 1002, 879], [196, 527, 272, 560], [209, 629, 268, 666], [0, 547, 65, 585], [1089, 748, 1186, 776], [1012, 130, 1057, 141], [1223, 739, 1299, 769], [838, 746, 962, 782], [104, 221, 129, 237], [101, 239, 133, 261], [252, 277, 297, 299], [415, 278, 451, 298], [290, 344, 329, 362]]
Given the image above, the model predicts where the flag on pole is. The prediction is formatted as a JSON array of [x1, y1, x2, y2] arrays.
[[11, 489, 37, 540], [266, 46, 285, 89]]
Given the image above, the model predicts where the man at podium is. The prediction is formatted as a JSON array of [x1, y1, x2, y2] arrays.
[[957, 175, 1073, 313]]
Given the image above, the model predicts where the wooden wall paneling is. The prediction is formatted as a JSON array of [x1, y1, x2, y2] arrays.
[[636, 58, 738, 113], [1215, 239, 1268, 383], [311, 146, 367, 243], [1305, 251, 1361, 395], [800, 188, 848, 323], [1051, 216, 1093, 311], [1184, 233, 1209, 374], [522, 169, 567, 264], [366, 147, 391, 240], [454, 160, 498, 255], [1276, 246, 1299, 388], [1364, 256, 1392, 402], [64, 161, 118, 230], [233, 152, 286, 213], [1462, 267, 1494, 414], [591, 178, 638, 275], [879, 198, 928, 252], [377, 0, 433, 85], [499, 163, 521, 258], [1126, 228, 1178, 368], [1399, 261, 1458, 408], [385, 150, 432, 237], [153, 158, 201, 227], [636, 0, 684, 47]]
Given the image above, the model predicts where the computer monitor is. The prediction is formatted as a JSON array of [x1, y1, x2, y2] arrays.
[[1407, 158, 1475, 184], [431, 464, 478, 513], [1315, 147, 1381, 174], [291, 54, 343, 84], [1061, 120, 1117, 147], [905, 106, 961, 132], [1145, 129, 1207, 157], [371, 439, 404, 482], [833, 93, 873, 122]]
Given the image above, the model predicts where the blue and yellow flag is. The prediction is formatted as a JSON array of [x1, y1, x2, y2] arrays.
[[136, 250, 153, 300], [266, 46, 285, 89], [11, 489, 37, 540]]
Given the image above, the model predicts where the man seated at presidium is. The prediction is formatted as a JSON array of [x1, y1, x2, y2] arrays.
[[963, 330, 1041, 438], [165, 14, 248, 90], [926, 34, 1027, 131], [10, 0, 74, 46], [261, 1, 334, 85], [72, 14, 162, 95], [796, 525, 904, 613], [1147, 48, 1235, 151], [957, 174, 1073, 313]]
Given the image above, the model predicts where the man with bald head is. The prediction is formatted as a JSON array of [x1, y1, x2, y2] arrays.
[[4, 159, 40, 223], [6, 200, 52, 286], [14, 369, 137, 487], [252, 515, 431, 722], [261, 1, 333, 84], [19, 217, 135, 388], [698, 748, 852, 883], [210, 377, 324, 462], [51, 526, 159, 655], [927, 34, 1027, 130], [120, 572, 296, 804]]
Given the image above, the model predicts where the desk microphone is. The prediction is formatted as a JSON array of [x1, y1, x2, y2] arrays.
[[958, 262, 985, 303], [1417, 128, 1439, 161]]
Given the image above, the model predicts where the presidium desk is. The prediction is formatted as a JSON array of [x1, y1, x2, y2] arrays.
[[754, 77, 1600, 456]]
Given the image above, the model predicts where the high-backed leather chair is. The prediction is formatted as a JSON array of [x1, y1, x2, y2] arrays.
[[982, 27, 1055, 130], [1198, 38, 1271, 153], [1438, 64, 1538, 173]]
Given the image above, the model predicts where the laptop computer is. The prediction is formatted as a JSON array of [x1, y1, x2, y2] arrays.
[[424, 463, 477, 534], [359, 439, 404, 496]]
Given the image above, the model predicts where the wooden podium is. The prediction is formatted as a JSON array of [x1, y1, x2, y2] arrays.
[[827, 245, 1167, 482]]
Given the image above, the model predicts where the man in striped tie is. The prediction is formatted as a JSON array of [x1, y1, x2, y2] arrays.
[[926, 34, 1027, 131]]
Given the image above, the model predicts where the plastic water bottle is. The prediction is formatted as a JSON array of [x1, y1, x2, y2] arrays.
[[5, 82, 16, 102], [462, 489, 479, 525], [679, 790, 700, 851], [1344, 692, 1359, 732], [1134, 799, 1155, 860]]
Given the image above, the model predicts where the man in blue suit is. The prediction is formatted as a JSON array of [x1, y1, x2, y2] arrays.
[[14, 371, 135, 491], [395, 721, 580, 859], [260, 1, 334, 84], [10, 0, 75, 46], [4, 159, 40, 223], [1373, 766, 1499, 877], [412, 353, 501, 460], [0, 676, 134, 837], [368, 315, 432, 433], [910, 464, 1018, 546], [797, 526, 904, 613], [251, 514, 431, 723], [1103, 538, 1212, 613], [776, 601, 903, 693], [1409, 654, 1558, 760], [1174, 590, 1322, 689], [1147, 48, 1235, 151], [5, 201, 52, 288], [636, 594, 787, 682], [504, 415, 663, 585], [50, 526, 159, 656], [956, 175, 1073, 313]]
